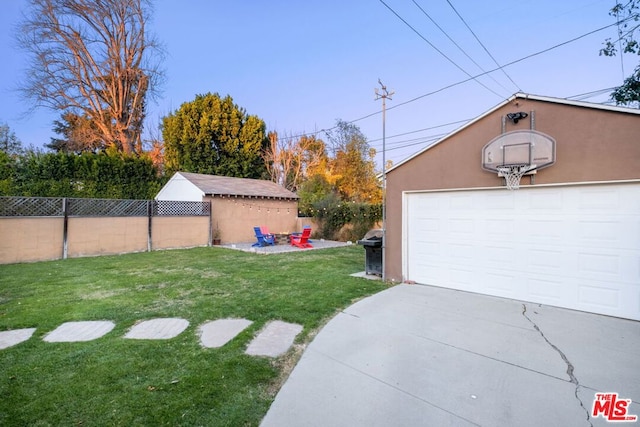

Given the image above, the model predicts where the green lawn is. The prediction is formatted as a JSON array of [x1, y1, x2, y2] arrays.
[[0, 245, 388, 426]]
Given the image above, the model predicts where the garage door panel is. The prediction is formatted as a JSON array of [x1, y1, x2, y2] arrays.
[[578, 280, 640, 318], [483, 245, 515, 269], [529, 189, 563, 209], [449, 267, 475, 288], [483, 271, 524, 296], [579, 282, 622, 311], [404, 183, 640, 321], [578, 187, 621, 209], [526, 248, 564, 272], [527, 277, 567, 302], [578, 252, 620, 277], [528, 219, 564, 242], [484, 192, 515, 209]]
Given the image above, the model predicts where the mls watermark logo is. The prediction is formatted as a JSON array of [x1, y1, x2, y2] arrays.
[[592, 393, 638, 422]]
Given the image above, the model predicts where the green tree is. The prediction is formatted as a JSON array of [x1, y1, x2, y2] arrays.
[[326, 120, 382, 203], [0, 150, 17, 195], [601, 1, 640, 106], [297, 174, 335, 216], [0, 122, 24, 157], [162, 93, 269, 178], [18, 0, 164, 154]]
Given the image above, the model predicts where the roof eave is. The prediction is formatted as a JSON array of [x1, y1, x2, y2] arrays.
[[386, 92, 640, 174]]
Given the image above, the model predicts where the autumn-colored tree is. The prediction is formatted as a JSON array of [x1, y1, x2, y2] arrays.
[[47, 112, 105, 153], [326, 120, 382, 203], [18, 0, 164, 154], [264, 132, 327, 191]]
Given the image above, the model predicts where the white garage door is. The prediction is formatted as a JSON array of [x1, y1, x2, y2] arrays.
[[404, 183, 640, 321]]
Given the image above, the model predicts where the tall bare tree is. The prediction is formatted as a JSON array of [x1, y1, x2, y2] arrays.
[[264, 131, 326, 192], [18, 0, 164, 154]]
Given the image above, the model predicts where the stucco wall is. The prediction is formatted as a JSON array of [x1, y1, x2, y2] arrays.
[[67, 217, 148, 257], [209, 196, 299, 244], [0, 216, 211, 264], [0, 217, 64, 263], [152, 216, 210, 249], [384, 97, 640, 282]]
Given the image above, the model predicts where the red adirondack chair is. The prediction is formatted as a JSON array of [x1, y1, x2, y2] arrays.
[[290, 227, 312, 248]]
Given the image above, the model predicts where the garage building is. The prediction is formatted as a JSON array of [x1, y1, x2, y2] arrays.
[[385, 93, 640, 321]]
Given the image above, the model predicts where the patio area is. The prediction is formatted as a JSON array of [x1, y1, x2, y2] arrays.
[[220, 239, 352, 254]]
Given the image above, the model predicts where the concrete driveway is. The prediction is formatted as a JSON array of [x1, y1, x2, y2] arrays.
[[261, 284, 640, 427]]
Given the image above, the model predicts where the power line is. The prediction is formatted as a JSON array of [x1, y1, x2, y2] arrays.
[[410, 0, 513, 95], [385, 134, 444, 152], [274, 18, 629, 145], [385, 18, 630, 114], [378, 0, 505, 99], [566, 87, 618, 101], [367, 118, 470, 143], [443, 0, 521, 92]]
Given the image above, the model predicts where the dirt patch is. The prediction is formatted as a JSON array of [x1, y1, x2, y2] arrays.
[[80, 289, 128, 300]]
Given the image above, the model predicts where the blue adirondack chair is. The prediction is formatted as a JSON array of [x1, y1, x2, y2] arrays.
[[252, 226, 275, 247]]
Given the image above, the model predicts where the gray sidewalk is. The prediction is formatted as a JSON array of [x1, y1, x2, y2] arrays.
[[261, 284, 640, 427]]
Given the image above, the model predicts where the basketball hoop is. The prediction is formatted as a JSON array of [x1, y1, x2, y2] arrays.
[[497, 165, 534, 190], [482, 130, 556, 190]]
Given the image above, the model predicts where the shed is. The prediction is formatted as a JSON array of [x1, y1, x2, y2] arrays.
[[156, 172, 299, 243], [385, 93, 640, 320]]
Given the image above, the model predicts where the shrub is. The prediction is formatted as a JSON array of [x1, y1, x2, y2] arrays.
[[311, 197, 382, 241]]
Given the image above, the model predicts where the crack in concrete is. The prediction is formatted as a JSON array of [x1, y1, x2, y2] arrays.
[[522, 304, 593, 427]]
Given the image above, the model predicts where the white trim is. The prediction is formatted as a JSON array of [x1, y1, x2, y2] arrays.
[[387, 93, 640, 174], [402, 190, 408, 283], [514, 92, 640, 115], [403, 179, 640, 195]]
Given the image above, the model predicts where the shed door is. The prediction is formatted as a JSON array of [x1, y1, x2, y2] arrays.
[[404, 183, 640, 320]]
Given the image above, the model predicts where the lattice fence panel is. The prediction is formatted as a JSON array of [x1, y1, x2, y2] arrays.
[[153, 201, 210, 216], [67, 198, 149, 217], [0, 197, 64, 217], [1, 197, 211, 217]]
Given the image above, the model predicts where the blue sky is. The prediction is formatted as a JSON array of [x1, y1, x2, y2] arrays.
[[0, 0, 633, 167]]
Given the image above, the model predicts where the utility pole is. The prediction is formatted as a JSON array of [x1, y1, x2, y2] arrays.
[[375, 79, 393, 282]]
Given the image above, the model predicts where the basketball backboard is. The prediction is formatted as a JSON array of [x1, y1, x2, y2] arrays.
[[482, 130, 556, 173]]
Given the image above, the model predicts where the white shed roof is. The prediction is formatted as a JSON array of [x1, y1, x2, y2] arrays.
[[156, 172, 298, 201]]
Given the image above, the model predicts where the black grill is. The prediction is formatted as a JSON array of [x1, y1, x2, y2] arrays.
[[357, 229, 383, 276]]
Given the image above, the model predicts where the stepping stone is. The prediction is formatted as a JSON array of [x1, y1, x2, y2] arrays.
[[245, 320, 303, 357], [0, 328, 36, 350], [44, 321, 115, 343], [198, 318, 253, 348], [124, 318, 189, 340]]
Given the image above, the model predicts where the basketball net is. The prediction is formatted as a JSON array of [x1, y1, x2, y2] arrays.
[[497, 165, 532, 190]]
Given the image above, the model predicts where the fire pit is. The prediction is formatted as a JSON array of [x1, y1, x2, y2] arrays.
[[357, 229, 383, 276]]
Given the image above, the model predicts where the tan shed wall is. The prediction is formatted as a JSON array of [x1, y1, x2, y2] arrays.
[[209, 196, 300, 244], [385, 98, 640, 282], [0, 217, 64, 263]]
